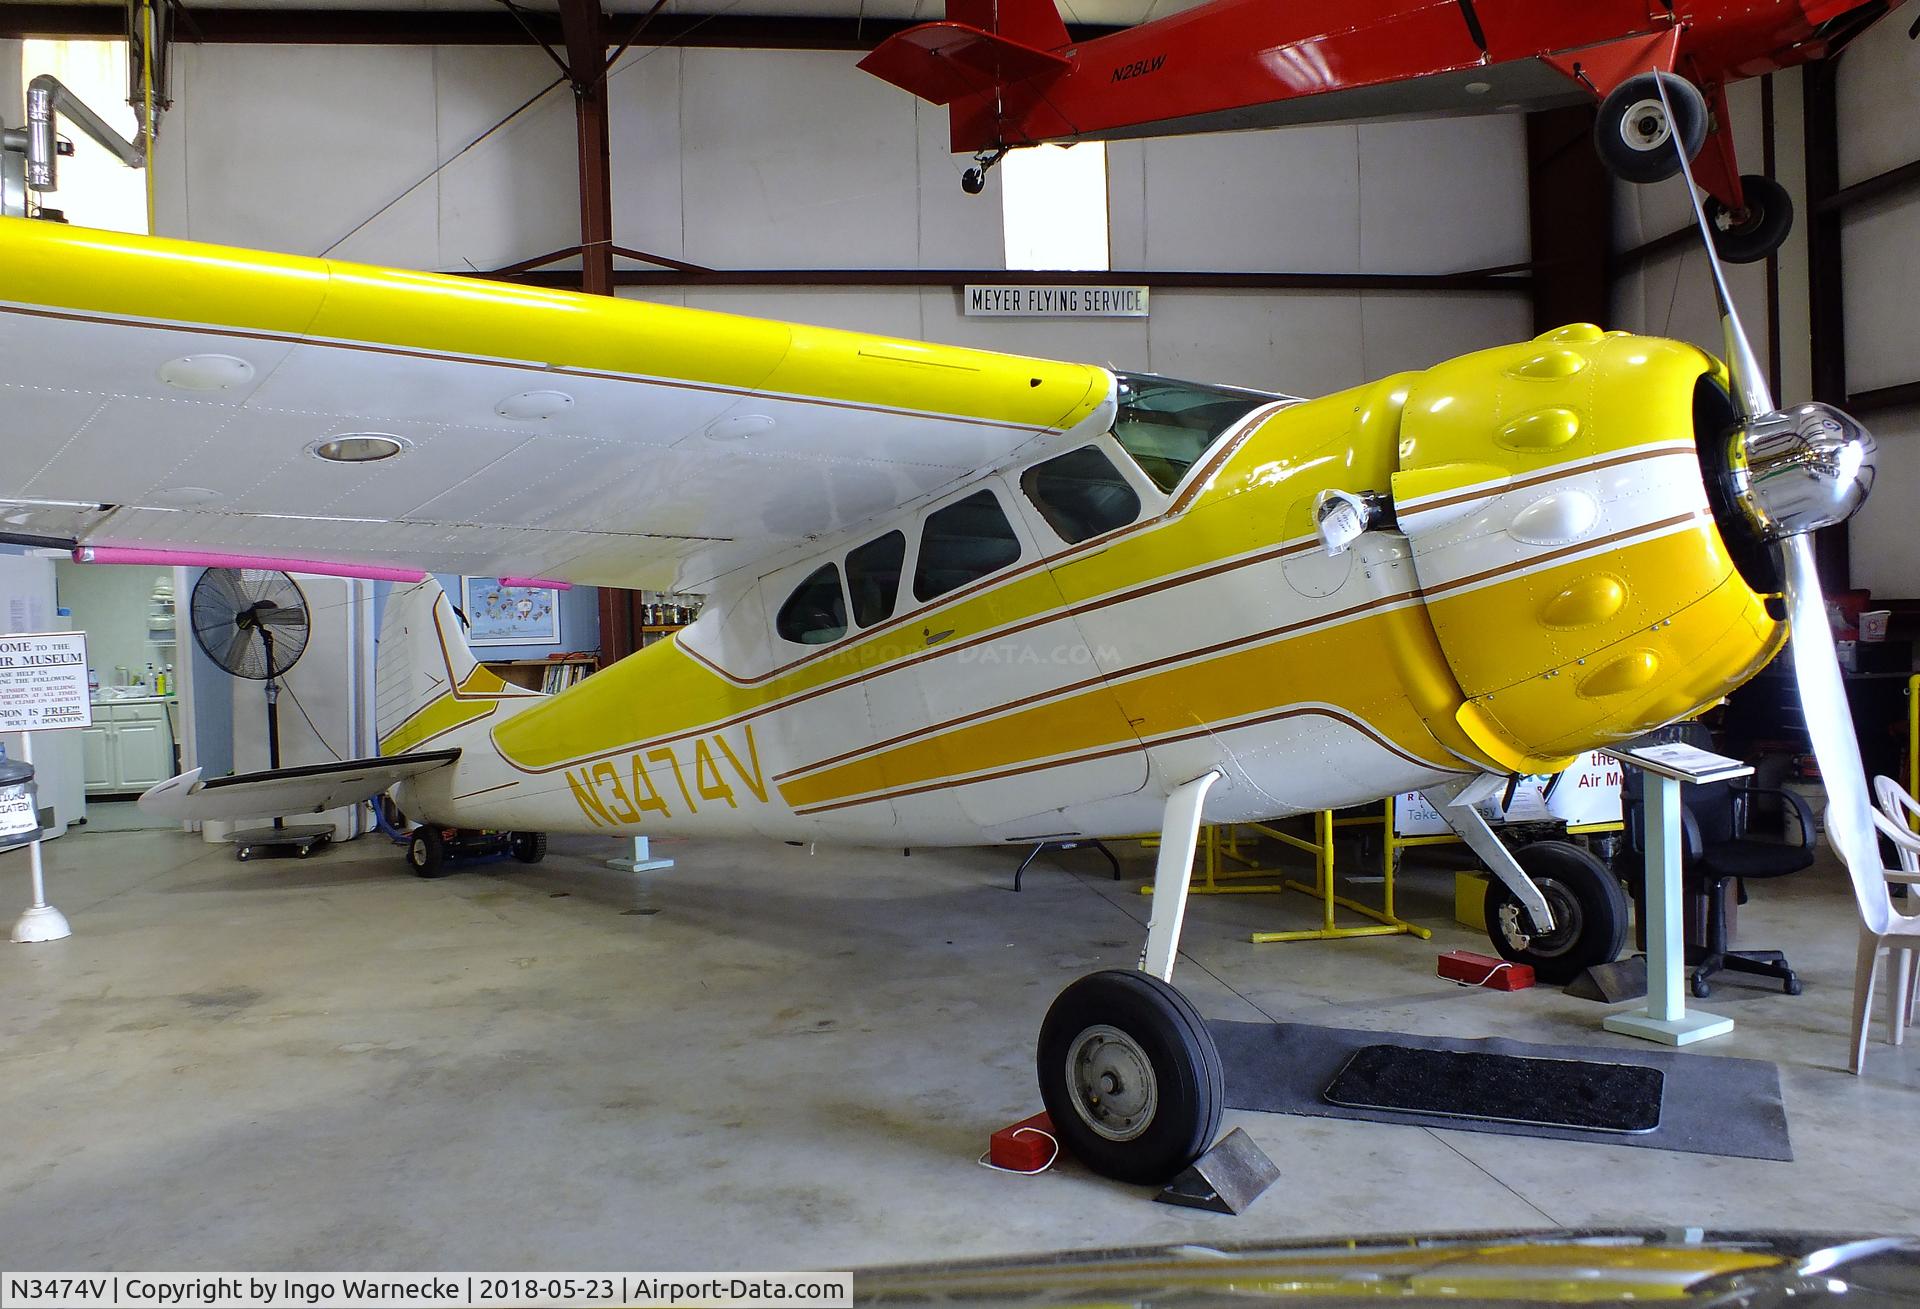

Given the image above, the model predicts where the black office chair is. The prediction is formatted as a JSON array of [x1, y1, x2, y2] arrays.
[[1620, 724, 1816, 998]]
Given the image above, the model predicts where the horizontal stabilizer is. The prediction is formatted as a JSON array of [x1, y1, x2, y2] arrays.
[[138, 750, 460, 823], [858, 23, 1070, 106]]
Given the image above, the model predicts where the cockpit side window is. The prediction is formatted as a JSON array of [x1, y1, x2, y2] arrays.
[[1020, 445, 1143, 544], [846, 530, 907, 628], [1108, 371, 1274, 493], [913, 489, 1022, 602], [775, 563, 848, 645]]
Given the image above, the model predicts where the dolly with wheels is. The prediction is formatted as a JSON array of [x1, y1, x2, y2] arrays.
[[406, 825, 549, 878], [1036, 771, 1225, 1185]]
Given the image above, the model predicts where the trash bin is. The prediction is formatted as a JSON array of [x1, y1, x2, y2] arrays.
[[0, 758, 40, 852]]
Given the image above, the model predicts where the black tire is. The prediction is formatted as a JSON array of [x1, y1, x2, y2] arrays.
[[961, 167, 986, 195], [1483, 840, 1630, 985], [1036, 969, 1224, 1185], [510, 831, 548, 864], [408, 826, 449, 879], [236, 847, 252, 862], [1594, 72, 1707, 183], [1692, 973, 1712, 999], [1707, 174, 1793, 264]]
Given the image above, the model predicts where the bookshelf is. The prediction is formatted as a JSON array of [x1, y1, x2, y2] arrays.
[[484, 653, 600, 693]]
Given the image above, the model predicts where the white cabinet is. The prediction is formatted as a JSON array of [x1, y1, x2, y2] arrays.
[[83, 700, 177, 794]]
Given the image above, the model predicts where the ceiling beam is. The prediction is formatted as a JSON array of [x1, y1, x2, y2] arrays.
[[0, 6, 1126, 50]]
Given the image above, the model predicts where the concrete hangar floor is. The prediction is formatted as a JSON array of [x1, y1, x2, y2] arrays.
[[0, 823, 1914, 1268]]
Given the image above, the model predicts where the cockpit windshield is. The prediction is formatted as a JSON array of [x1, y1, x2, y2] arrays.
[[1107, 371, 1283, 493]]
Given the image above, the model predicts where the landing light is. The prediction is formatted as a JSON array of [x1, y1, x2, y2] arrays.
[[311, 433, 406, 464]]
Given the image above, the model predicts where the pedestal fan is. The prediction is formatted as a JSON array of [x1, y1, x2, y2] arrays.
[[189, 567, 332, 860]]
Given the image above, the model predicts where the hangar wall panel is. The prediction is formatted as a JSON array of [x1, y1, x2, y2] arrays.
[[1837, 16, 1920, 187], [1846, 403, 1920, 601], [1, 40, 20, 129], [154, 43, 575, 270], [1842, 194, 1920, 394]]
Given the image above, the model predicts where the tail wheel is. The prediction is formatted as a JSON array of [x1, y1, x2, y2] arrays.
[[408, 825, 449, 879], [1483, 840, 1629, 984], [1594, 71, 1707, 184], [1036, 969, 1223, 1185], [510, 831, 548, 864], [1707, 174, 1793, 264]]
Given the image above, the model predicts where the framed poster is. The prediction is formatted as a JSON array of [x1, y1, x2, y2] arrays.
[[460, 577, 561, 646]]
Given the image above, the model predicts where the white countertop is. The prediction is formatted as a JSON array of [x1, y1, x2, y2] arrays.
[[90, 694, 178, 707]]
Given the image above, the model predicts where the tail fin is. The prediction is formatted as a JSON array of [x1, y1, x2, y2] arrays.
[[376, 578, 524, 755], [858, 0, 1069, 112]]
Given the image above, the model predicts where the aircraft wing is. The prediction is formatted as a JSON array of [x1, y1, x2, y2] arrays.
[[137, 749, 461, 822], [0, 219, 1113, 591]]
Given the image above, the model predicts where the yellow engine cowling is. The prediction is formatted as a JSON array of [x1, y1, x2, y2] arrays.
[[1390, 325, 1785, 775]]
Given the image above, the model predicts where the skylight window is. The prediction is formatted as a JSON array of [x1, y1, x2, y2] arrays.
[[1001, 142, 1109, 271]]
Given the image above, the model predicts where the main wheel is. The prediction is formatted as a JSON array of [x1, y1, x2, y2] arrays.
[[510, 831, 548, 864], [1594, 72, 1707, 184], [1483, 840, 1629, 985], [1036, 969, 1224, 1185], [1707, 174, 1793, 264], [408, 825, 449, 879]]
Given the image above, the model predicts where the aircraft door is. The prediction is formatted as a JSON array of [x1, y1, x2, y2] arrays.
[[906, 479, 1148, 834]]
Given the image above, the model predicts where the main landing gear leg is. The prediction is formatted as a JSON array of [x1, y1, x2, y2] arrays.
[[1037, 771, 1226, 1184]]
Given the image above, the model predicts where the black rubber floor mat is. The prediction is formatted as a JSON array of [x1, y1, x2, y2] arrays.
[[1324, 1044, 1664, 1133]]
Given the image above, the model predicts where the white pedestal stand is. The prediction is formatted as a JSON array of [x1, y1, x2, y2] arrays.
[[1602, 747, 1747, 1046], [11, 733, 70, 944], [607, 836, 675, 874]]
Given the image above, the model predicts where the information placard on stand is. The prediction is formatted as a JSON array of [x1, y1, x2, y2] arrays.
[[0, 630, 90, 944], [1600, 743, 1753, 1045]]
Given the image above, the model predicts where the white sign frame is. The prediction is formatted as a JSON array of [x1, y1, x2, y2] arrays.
[[0, 630, 93, 733]]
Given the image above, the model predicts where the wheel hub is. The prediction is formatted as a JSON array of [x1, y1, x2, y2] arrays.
[[1500, 879, 1582, 957], [1620, 98, 1671, 153], [1065, 1024, 1158, 1142]]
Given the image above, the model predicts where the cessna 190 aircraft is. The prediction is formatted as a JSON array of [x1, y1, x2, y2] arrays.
[[860, 0, 1900, 261], [0, 108, 1884, 1184]]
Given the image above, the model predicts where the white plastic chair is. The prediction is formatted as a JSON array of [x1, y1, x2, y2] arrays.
[[1874, 774, 1920, 872], [1851, 806, 1920, 1070]]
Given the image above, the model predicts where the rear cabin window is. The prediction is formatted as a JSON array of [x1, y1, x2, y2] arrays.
[[776, 563, 847, 646], [1109, 371, 1273, 493], [846, 530, 906, 628], [913, 490, 1022, 602], [1021, 445, 1143, 544]]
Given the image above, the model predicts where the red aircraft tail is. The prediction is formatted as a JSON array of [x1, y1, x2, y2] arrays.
[[858, 0, 1071, 113]]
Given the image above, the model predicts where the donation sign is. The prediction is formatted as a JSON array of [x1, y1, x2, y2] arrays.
[[0, 631, 92, 732]]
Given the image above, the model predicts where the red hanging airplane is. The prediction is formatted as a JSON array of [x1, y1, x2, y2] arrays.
[[859, 0, 1900, 262]]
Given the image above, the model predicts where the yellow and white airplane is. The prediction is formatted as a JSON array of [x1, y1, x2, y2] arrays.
[[0, 147, 1878, 1182]]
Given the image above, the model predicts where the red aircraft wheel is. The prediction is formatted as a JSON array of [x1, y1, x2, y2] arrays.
[[1595, 72, 1707, 184]]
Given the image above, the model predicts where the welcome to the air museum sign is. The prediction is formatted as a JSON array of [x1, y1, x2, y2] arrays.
[[964, 284, 1150, 317]]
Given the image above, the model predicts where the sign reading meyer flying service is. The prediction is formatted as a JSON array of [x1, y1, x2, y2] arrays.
[[0, 631, 92, 732], [965, 285, 1150, 318]]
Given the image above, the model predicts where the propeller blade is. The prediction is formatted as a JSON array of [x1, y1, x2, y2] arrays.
[[1779, 535, 1886, 926], [1654, 74, 1774, 421]]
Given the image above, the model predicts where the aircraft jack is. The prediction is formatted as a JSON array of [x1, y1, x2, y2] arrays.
[[1154, 1128, 1279, 1214]]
